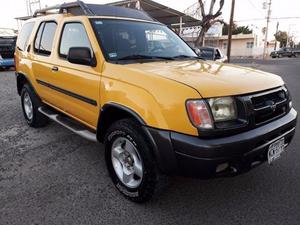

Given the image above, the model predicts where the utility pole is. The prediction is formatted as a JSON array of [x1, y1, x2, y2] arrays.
[[227, 0, 235, 63], [263, 0, 272, 60], [26, 0, 41, 16], [274, 22, 279, 50]]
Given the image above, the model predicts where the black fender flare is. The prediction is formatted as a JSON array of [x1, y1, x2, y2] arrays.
[[97, 102, 176, 174], [15, 72, 36, 96]]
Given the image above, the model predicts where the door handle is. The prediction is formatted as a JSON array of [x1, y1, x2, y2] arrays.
[[52, 66, 59, 72]]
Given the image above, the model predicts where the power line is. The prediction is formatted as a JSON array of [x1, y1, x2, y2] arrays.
[[247, 0, 265, 16], [236, 17, 300, 22]]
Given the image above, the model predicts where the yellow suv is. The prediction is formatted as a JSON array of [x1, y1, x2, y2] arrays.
[[15, 1, 297, 202]]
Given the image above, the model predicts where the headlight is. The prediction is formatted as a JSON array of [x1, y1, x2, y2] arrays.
[[208, 97, 237, 122], [186, 100, 213, 129]]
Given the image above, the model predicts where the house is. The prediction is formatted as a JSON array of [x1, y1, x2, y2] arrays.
[[182, 24, 270, 58]]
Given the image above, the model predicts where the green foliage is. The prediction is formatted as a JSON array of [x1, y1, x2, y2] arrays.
[[222, 23, 252, 35], [274, 31, 288, 48]]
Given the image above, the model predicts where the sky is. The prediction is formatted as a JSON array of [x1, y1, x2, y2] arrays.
[[0, 0, 300, 42]]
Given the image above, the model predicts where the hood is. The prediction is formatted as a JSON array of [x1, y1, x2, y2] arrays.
[[123, 60, 284, 98]]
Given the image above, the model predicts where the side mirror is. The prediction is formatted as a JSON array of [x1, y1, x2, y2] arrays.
[[67, 47, 97, 67], [193, 47, 201, 55]]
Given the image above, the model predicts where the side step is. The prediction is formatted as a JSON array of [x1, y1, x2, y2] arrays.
[[38, 106, 97, 142]]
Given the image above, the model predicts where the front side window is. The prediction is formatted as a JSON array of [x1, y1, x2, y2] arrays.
[[90, 19, 197, 63], [16, 22, 35, 51], [34, 21, 57, 55], [59, 23, 92, 58]]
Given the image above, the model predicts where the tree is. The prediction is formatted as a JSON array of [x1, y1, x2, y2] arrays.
[[274, 31, 287, 48], [195, 0, 225, 47], [222, 23, 252, 35]]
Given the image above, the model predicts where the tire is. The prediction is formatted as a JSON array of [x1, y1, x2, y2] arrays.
[[104, 119, 158, 202], [21, 83, 49, 128]]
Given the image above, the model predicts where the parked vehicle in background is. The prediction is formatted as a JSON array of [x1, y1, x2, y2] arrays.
[[198, 47, 228, 62], [15, 1, 297, 203], [0, 36, 16, 70], [270, 47, 298, 58]]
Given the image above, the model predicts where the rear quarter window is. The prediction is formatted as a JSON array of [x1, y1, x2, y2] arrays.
[[16, 22, 35, 51]]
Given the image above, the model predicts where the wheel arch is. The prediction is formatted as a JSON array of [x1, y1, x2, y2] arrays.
[[16, 72, 35, 96], [96, 102, 146, 143], [96, 102, 174, 174]]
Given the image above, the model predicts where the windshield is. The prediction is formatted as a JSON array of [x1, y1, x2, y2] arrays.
[[90, 19, 198, 63]]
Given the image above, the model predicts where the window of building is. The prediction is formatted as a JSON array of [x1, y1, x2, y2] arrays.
[[223, 42, 227, 49], [246, 42, 254, 48]]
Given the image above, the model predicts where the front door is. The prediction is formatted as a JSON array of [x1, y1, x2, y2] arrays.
[[46, 22, 101, 128]]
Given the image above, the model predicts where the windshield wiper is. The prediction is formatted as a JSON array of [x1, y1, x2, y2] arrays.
[[171, 55, 206, 60], [117, 54, 174, 61]]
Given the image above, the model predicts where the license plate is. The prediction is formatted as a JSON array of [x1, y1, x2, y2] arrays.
[[268, 137, 285, 164]]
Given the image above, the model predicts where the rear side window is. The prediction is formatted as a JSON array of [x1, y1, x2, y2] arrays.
[[59, 23, 92, 58], [16, 22, 35, 51], [34, 21, 57, 56], [34, 23, 44, 51]]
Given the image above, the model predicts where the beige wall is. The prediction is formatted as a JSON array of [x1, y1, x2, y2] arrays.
[[183, 34, 265, 57], [220, 38, 256, 57]]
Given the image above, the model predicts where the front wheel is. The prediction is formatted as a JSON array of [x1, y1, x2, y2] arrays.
[[104, 119, 158, 202]]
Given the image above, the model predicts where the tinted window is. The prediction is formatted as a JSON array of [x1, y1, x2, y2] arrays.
[[34, 23, 44, 51], [91, 19, 197, 63], [59, 23, 92, 58], [34, 22, 57, 55], [16, 22, 35, 51]]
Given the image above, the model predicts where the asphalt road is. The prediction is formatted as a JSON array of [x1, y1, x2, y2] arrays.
[[1, 58, 300, 225]]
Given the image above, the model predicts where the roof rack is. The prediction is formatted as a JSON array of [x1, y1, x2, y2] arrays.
[[33, 1, 94, 17], [33, 1, 155, 22]]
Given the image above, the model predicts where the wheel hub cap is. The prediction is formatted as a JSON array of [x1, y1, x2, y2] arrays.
[[23, 92, 33, 120], [111, 137, 143, 188]]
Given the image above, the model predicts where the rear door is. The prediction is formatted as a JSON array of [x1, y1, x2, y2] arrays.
[[32, 21, 60, 104]]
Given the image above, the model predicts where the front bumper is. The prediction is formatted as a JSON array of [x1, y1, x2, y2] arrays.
[[147, 108, 297, 178], [0, 58, 14, 67]]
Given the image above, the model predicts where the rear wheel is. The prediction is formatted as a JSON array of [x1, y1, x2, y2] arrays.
[[21, 83, 49, 128], [105, 119, 158, 202]]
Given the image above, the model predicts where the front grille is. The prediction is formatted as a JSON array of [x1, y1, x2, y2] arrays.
[[250, 87, 289, 125]]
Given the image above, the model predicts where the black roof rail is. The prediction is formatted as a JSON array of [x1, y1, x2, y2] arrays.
[[33, 1, 94, 17], [32, 1, 155, 22]]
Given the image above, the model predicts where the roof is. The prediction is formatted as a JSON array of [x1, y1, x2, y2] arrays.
[[16, 1, 155, 22], [15, 16, 33, 21], [0, 28, 17, 37], [15, 0, 200, 28], [108, 0, 200, 27]]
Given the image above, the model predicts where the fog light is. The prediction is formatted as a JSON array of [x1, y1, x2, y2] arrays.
[[216, 163, 229, 173], [289, 101, 292, 108]]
